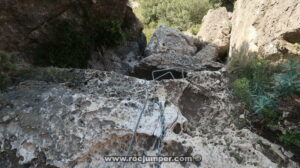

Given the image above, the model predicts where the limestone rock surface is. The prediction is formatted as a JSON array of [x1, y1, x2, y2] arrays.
[[0, 68, 298, 168], [229, 0, 300, 60], [135, 26, 221, 78], [197, 7, 232, 58]]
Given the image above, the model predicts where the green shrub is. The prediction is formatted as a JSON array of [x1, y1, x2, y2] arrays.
[[231, 58, 276, 94], [253, 94, 277, 115], [188, 24, 202, 35], [263, 109, 280, 127], [230, 54, 300, 153], [143, 25, 156, 42], [231, 58, 300, 115], [140, 0, 211, 31], [35, 19, 126, 68], [274, 60, 300, 96], [280, 130, 300, 147], [91, 20, 126, 47], [230, 56, 277, 105], [232, 77, 251, 105], [0, 51, 14, 90]]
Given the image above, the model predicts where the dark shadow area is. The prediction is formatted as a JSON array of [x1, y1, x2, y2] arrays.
[[173, 123, 182, 134], [217, 50, 229, 63], [0, 139, 58, 168], [282, 29, 300, 44], [131, 66, 188, 81]]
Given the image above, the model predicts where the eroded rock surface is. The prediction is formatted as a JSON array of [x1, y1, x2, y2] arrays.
[[0, 0, 146, 74], [145, 26, 200, 56], [134, 26, 221, 78], [0, 0, 136, 52], [197, 7, 232, 58], [1, 1, 299, 167], [0, 68, 298, 168], [229, 0, 300, 60]]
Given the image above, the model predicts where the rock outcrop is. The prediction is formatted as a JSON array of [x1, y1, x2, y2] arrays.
[[0, 0, 146, 74], [229, 0, 300, 60], [88, 39, 146, 75], [197, 7, 232, 59], [0, 67, 298, 168], [145, 26, 200, 56], [134, 26, 221, 79], [0, 0, 132, 51], [1, 1, 299, 167]]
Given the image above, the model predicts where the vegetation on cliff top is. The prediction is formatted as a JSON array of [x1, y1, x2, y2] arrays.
[[132, 0, 234, 42], [131, 0, 211, 41], [229, 56, 300, 151], [140, 0, 211, 31]]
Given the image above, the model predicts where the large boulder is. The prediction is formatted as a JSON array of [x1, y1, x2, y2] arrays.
[[145, 25, 200, 56], [88, 38, 146, 75], [134, 52, 224, 79], [0, 68, 298, 168], [229, 0, 300, 60], [88, 5, 146, 75], [134, 26, 221, 78], [197, 7, 232, 58]]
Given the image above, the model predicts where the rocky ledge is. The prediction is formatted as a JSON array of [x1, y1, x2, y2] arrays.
[[0, 66, 298, 168], [0, 2, 299, 166]]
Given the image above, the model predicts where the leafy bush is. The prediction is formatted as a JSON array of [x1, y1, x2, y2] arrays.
[[231, 57, 300, 152], [35, 19, 127, 68], [232, 77, 251, 105], [0, 51, 14, 90], [143, 25, 156, 42], [274, 60, 300, 96], [188, 24, 202, 35], [91, 20, 126, 47], [140, 0, 211, 31], [280, 130, 300, 147], [230, 56, 299, 124], [262, 109, 280, 128], [230, 57, 277, 96], [253, 94, 277, 115]]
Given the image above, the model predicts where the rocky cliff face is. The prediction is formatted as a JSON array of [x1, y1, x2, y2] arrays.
[[0, 0, 133, 51], [0, 0, 146, 74], [0, 0, 300, 168], [229, 0, 300, 60], [1, 25, 299, 168], [1, 69, 298, 168]]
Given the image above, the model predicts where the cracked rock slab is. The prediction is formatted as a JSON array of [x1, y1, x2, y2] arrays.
[[0, 68, 298, 168]]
